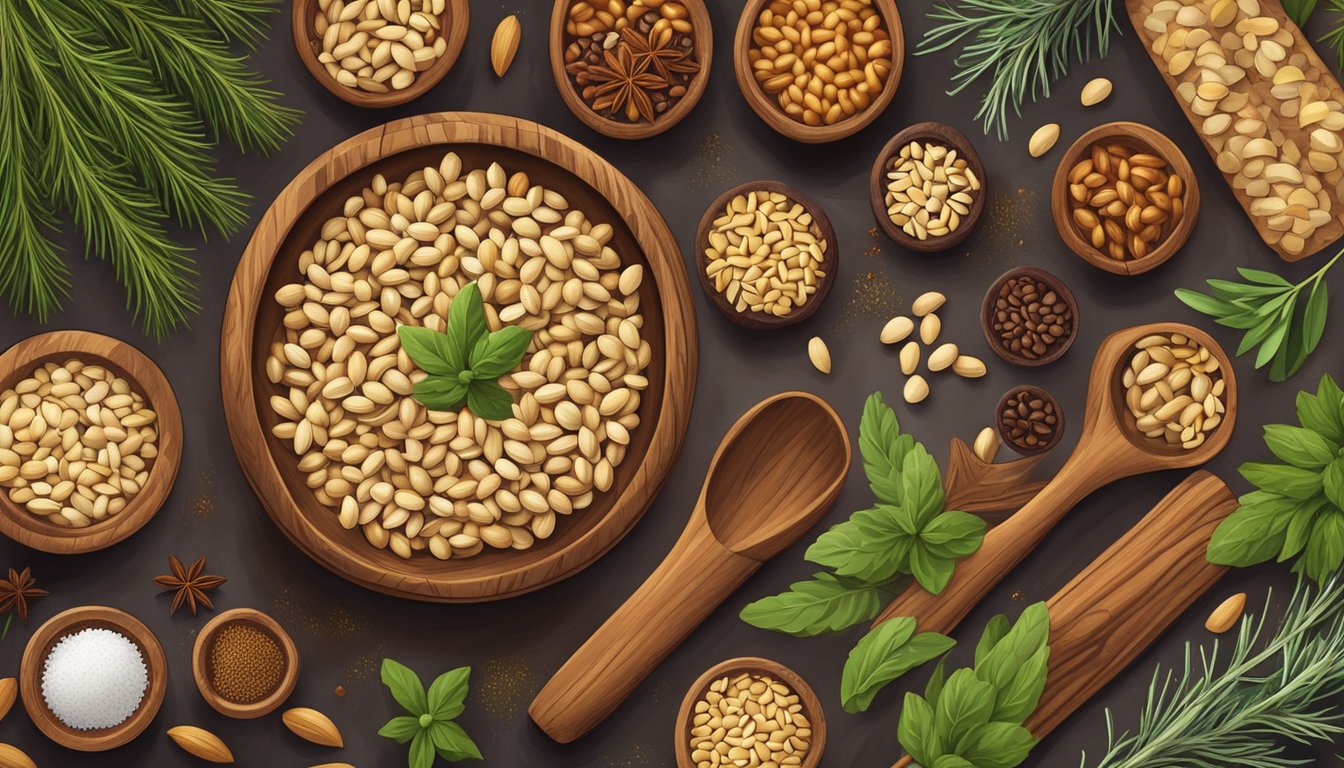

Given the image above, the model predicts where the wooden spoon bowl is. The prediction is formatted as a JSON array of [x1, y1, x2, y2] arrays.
[[980, 266, 1080, 367], [870, 122, 988, 251], [694, 181, 839, 330], [549, 0, 713, 139], [734, 0, 904, 143], [0, 331, 182, 554], [20, 606, 167, 751], [1051, 122, 1200, 276], [291, 0, 469, 108], [192, 608, 300, 719], [675, 657, 825, 768]]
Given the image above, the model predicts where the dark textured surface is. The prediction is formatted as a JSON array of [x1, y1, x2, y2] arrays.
[[0, 1, 1337, 765]]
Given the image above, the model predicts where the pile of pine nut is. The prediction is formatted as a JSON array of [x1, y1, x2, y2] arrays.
[[687, 671, 812, 768], [1122, 332, 1226, 450], [314, 0, 449, 94], [703, 189, 827, 318]]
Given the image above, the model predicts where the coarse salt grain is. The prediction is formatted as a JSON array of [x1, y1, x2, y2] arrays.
[[42, 628, 147, 730]]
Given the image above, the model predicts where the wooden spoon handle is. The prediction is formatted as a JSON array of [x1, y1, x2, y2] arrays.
[[530, 515, 761, 743]]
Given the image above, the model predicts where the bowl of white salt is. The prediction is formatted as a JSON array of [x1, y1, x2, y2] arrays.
[[20, 606, 167, 751]]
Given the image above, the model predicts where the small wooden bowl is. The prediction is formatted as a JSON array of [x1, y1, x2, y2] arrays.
[[675, 657, 825, 768], [21, 606, 167, 751], [0, 331, 182, 554], [734, 0, 903, 143], [996, 385, 1065, 456], [1051, 121, 1201, 276], [980, 267, 1081, 367], [193, 608, 299, 719], [292, 0, 469, 108], [549, 0, 713, 140], [694, 181, 838, 330], [870, 122, 988, 251]]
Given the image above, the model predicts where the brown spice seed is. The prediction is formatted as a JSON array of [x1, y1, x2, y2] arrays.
[[210, 623, 286, 704]]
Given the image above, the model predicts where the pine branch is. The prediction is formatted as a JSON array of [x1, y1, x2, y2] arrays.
[[1321, 0, 1344, 70], [168, 0, 278, 46]]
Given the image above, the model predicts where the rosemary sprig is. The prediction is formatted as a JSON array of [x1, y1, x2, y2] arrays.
[[1320, 0, 1344, 69], [918, 0, 1119, 140], [1082, 575, 1344, 768]]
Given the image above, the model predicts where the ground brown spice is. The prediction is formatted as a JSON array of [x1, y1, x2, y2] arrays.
[[210, 623, 285, 704]]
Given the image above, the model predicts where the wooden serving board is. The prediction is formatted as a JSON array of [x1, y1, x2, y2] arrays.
[[1125, 0, 1344, 260]]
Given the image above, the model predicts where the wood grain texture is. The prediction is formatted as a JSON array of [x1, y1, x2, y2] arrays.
[[693, 180, 839, 330], [20, 606, 167, 752], [873, 322, 1237, 633], [220, 112, 697, 602], [891, 471, 1237, 768], [733, 0, 904, 143], [869, 122, 988, 251], [548, 0, 714, 140], [531, 392, 851, 743], [941, 438, 1049, 528], [291, 0, 469, 108], [1124, 0, 1341, 262], [1050, 122, 1201, 276], [192, 608, 299, 719], [675, 657, 826, 768], [980, 266, 1081, 367], [0, 330, 182, 554]]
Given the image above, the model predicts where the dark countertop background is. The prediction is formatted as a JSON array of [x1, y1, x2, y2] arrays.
[[1, 1, 1339, 765]]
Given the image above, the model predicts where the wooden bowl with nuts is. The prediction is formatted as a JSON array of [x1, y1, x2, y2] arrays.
[[0, 330, 182, 554], [996, 385, 1065, 456], [193, 608, 299, 719], [20, 606, 168, 752], [221, 112, 696, 603], [734, 0, 904, 143], [550, 0, 714, 140], [694, 180, 839, 330], [870, 121, 988, 251], [1051, 121, 1201, 276], [675, 657, 825, 768], [980, 267, 1080, 368], [292, 0, 469, 108]]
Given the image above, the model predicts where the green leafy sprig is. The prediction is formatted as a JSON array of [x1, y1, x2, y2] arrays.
[[397, 282, 534, 421], [1321, 0, 1344, 68], [1283, 0, 1320, 25], [1175, 249, 1338, 382], [1208, 374, 1344, 582], [378, 659, 482, 766], [898, 603, 1051, 768]]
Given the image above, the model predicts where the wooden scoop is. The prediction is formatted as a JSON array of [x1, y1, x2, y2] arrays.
[[874, 322, 1237, 634], [530, 392, 851, 743]]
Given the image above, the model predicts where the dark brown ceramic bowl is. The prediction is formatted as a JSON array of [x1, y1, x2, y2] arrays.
[[980, 267, 1081, 368], [870, 121, 987, 252]]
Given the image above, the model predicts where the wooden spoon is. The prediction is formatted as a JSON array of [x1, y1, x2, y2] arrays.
[[873, 322, 1236, 634], [530, 392, 851, 743]]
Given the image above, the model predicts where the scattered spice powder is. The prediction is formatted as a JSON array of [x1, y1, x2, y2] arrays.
[[209, 623, 285, 704]]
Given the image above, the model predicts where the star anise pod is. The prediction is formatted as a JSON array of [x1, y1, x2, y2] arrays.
[[0, 568, 48, 624], [153, 555, 225, 616], [584, 44, 668, 123], [619, 26, 699, 80]]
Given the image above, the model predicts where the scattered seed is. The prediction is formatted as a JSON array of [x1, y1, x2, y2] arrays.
[[1081, 77, 1113, 106], [880, 316, 914, 345], [1029, 123, 1061, 157], [808, 337, 831, 374], [919, 313, 941, 345], [904, 375, 929, 404]]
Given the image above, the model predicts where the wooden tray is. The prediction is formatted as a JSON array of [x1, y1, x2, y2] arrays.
[[220, 113, 697, 602], [1125, 0, 1344, 260]]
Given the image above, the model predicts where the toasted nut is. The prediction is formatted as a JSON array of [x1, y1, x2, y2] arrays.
[[168, 726, 235, 764], [927, 343, 959, 372], [899, 342, 920, 375], [1029, 123, 1060, 157], [0, 679, 13, 723], [880, 316, 914, 345], [0, 744, 35, 768], [491, 15, 521, 77], [919, 313, 941, 345], [904, 374, 930, 404], [1080, 77, 1113, 106], [282, 707, 345, 748], [973, 426, 1000, 463], [951, 355, 987, 378], [807, 337, 832, 374], [912, 291, 946, 317], [1205, 592, 1246, 634]]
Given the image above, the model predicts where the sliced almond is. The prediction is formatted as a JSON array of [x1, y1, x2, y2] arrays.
[[491, 15, 521, 77], [168, 726, 235, 764], [283, 707, 345, 748], [1205, 592, 1246, 634]]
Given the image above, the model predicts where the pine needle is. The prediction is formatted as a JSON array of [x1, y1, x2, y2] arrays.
[[169, 0, 278, 45], [1320, 0, 1344, 70]]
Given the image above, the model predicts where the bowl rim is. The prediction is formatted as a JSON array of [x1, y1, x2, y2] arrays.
[[20, 606, 168, 752], [1050, 121, 1201, 276], [192, 608, 300, 719], [693, 180, 839, 330], [674, 656, 825, 768], [0, 330, 182, 554], [869, 121, 988, 252], [733, 0, 904, 144], [979, 266, 1081, 368], [291, 0, 470, 109], [220, 111, 697, 602], [548, 0, 714, 140], [996, 384, 1065, 456]]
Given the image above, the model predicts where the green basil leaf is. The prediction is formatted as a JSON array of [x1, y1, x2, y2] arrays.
[[806, 507, 910, 584], [1299, 510, 1344, 582], [901, 445, 945, 527], [933, 756, 977, 768], [1208, 498, 1294, 566], [959, 721, 1037, 768], [1174, 288, 1237, 318], [1281, 497, 1328, 561], [1237, 266, 1295, 286], [1241, 461, 1324, 499], [381, 658, 428, 716], [920, 511, 987, 559], [974, 615, 1012, 668], [990, 643, 1049, 723], [413, 377, 469, 412], [1264, 424, 1338, 468], [924, 656, 949, 707], [1296, 383, 1344, 446], [1324, 458, 1344, 511], [1281, 0, 1318, 26], [889, 503, 922, 537], [446, 282, 488, 369], [739, 572, 885, 637], [897, 692, 940, 767], [398, 325, 458, 376], [910, 543, 956, 595], [935, 668, 996, 750], [469, 325, 533, 379], [860, 393, 915, 504], [429, 720, 482, 762], [378, 715, 422, 744], [466, 381, 515, 421], [976, 602, 1050, 693], [409, 729, 435, 768], [841, 620, 954, 713], [427, 666, 471, 721], [1302, 280, 1328, 355]]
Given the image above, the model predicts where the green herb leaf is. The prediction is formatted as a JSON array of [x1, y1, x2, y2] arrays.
[[1241, 461, 1324, 500], [1208, 494, 1295, 566], [910, 543, 956, 595], [860, 392, 915, 504], [740, 572, 886, 636], [805, 506, 910, 584], [409, 729, 435, 768], [933, 756, 977, 768], [468, 325, 533, 379], [898, 691, 940, 767], [934, 668, 996, 750], [445, 282, 487, 371], [960, 721, 1037, 768], [378, 715, 422, 744], [975, 615, 1012, 667], [429, 720, 483, 762], [1264, 424, 1338, 469], [1281, 498, 1327, 561], [398, 325, 459, 376], [412, 378, 470, 412], [1283, 0, 1320, 25], [925, 656, 949, 707], [920, 511, 988, 559], [840, 618, 955, 713], [1325, 459, 1344, 511], [976, 602, 1050, 694], [381, 658, 428, 716], [1297, 378, 1344, 445], [465, 381, 515, 421], [427, 666, 471, 721], [989, 643, 1049, 723], [1300, 510, 1344, 582], [901, 445, 945, 526]]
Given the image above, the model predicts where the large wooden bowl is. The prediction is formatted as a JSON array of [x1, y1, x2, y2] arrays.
[[0, 331, 182, 554], [21, 606, 167, 752], [292, 0, 470, 108], [221, 112, 697, 602], [193, 608, 299, 719], [549, 0, 713, 140]]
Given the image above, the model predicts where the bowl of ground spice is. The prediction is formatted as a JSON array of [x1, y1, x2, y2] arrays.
[[193, 608, 298, 719], [981, 267, 1080, 367]]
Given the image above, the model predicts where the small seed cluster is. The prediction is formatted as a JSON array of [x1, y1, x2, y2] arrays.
[[687, 672, 812, 768], [704, 189, 827, 318], [268, 152, 649, 560], [884, 140, 981, 241], [1067, 142, 1187, 262], [1122, 333, 1226, 451], [988, 272, 1076, 361], [209, 623, 286, 705], [879, 291, 987, 404], [0, 360, 158, 528], [998, 386, 1062, 454], [748, 0, 895, 127], [314, 0, 449, 94], [1141, 0, 1344, 255], [565, 0, 694, 38]]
